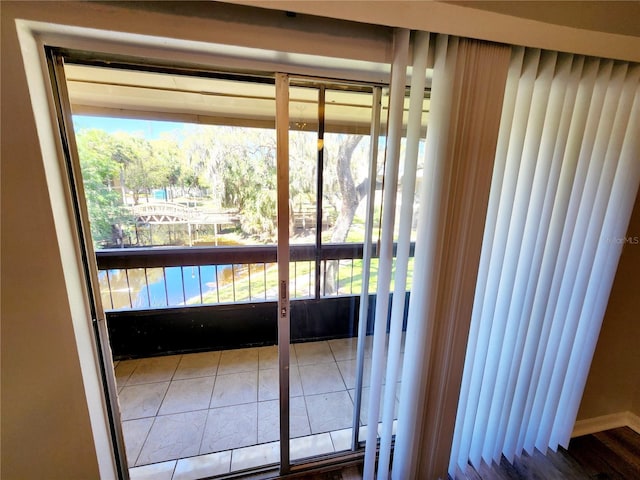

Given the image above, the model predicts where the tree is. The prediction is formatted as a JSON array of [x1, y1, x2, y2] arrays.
[[329, 135, 366, 242], [322, 134, 366, 293], [76, 129, 127, 247], [150, 136, 183, 201], [112, 133, 168, 204], [183, 125, 279, 241], [76, 124, 370, 251]]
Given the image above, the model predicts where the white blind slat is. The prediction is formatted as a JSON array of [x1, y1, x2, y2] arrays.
[[363, 27, 409, 480], [393, 34, 455, 479], [484, 50, 558, 463], [535, 59, 621, 451], [508, 54, 585, 458], [552, 68, 640, 448], [518, 56, 600, 454], [451, 46, 526, 472], [495, 51, 573, 462], [524, 57, 609, 452], [377, 30, 429, 480], [468, 48, 542, 467], [451, 45, 639, 476]]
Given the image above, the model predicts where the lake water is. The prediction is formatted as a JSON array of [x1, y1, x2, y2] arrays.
[[136, 265, 230, 308], [101, 265, 232, 310]]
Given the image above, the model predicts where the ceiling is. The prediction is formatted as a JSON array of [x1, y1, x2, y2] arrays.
[[65, 63, 429, 134]]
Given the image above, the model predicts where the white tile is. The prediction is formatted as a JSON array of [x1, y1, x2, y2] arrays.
[[129, 460, 175, 480], [159, 377, 214, 415], [122, 417, 154, 465], [258, 366, 303, 401], [305, 391, 354, 434], [201, 403, 257, 453], [294, 341, 335, 365], [230, 441, 279, 472], [290, 433, 334, 460], [376, 419, 398, 437], [210, 371, 257, 408], [119, 382, 169, 420], [257, 345, 279, 370], [330, 425, 372, 450], [358, 424, 376, 442], [329, 428, 353, 452], [257, 397, 310, 444], [257, 344, 298, 369], [349, 386, 397, 425], [289, 397, 311, 438], [299, 363, 346, 395], [258, 369, 277, 401], [173, 451, 231, 480], [136, 410, 207, 465], [363, 335, 375, 358], [115, 359, 138, 387], [257, 400, 279, 444], [173, 351, 220, 380], [328, 337, 358, 361], [126, 355, 181, 385], [336, 358, 374, 389], [217, 347, 258, 375]]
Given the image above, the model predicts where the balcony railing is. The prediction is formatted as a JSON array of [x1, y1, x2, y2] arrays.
[[97, 242, 415, 358], [96, 243, 415, 311]]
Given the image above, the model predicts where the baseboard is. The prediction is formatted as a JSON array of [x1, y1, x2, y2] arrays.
[[626, 411, 640, 434], [572, 411, 640, 437]]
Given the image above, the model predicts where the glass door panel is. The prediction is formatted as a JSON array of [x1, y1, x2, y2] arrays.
[[323, 87, 387, 452], [59, 53, 401, 477], [287, 81, 387, 466], [63, 60, 285, 476], [289, 85, 319, 302]]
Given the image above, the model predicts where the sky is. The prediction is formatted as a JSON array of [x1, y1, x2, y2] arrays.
[[72, 115, 188, 139]]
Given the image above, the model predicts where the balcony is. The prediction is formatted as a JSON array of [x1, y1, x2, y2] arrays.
[[57, 57, 421, 476], [98, 243, 409, 478], [118, 337, 403, 479]]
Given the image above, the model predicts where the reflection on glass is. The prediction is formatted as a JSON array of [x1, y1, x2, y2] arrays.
[[289, 85, 318, 246]]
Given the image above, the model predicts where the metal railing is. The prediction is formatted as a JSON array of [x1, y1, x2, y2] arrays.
[[96, 243, 414, 311]]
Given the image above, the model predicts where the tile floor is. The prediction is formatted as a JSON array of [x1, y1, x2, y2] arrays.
[[114, 337, 403, 480]]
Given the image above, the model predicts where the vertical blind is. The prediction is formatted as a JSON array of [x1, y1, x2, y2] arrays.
[[364, 31, 511, 479], [450, 48, 640, 475], [363, 27, 410, 479], [394, 35, 510, 480], [361, 31, 638, 479]]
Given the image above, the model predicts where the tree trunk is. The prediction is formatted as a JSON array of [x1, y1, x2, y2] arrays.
[[325, 135, 365, 294], [330, 135, 365, 242]]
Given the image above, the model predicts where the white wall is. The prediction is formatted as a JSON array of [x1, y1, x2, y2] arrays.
[[1, 6, 101, 477]]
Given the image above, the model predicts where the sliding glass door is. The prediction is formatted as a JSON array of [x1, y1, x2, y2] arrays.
[[285, 81, 388, 468], [49, 50, 398, 478]]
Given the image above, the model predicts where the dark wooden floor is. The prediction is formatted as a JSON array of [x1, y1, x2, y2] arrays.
[[285, 427, 640, 479], [453, 427, 640, 480]]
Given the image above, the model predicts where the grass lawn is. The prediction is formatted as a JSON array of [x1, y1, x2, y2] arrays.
[[192, 256, 415, 305]]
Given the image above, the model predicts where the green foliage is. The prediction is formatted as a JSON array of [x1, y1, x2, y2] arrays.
[[76, 127, 207, 247], [75, 120, 369, 248], [76, 129, 127, 246], [112, 133, 169, 203], [182, 126, 279, 240]]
